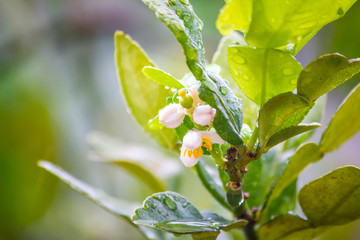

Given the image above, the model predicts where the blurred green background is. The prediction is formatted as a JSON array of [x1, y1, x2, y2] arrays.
[[0, 0, 359, 239]]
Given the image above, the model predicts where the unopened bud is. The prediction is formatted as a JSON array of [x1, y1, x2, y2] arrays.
[[192, 105, 216, 126], [159, 103, 185, 128], [180, 95, 194, 109]]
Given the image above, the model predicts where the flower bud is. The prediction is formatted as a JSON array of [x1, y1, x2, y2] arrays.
[[180, 95, 194, 109], [192, 105, 216, 126], [159, 103, 185, 128]]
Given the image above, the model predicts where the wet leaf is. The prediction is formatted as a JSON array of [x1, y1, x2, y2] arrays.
[[114, 31, 179, 152], [266, 123, 322, 149], [258, 93, 309, 149], [198, 72, 244, 146], [132, 192, 247, 234], [228, 46, 302, 106], [142, 0, 206, 80], [320, 83, 360, 153], [298, 54, 360, 102], [299, 166, 360, 226], [142, 66, 185, 89]]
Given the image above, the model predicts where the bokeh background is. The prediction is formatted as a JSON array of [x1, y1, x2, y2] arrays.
[[1, 0, 360, 239]]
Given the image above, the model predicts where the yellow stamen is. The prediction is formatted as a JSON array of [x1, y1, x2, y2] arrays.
[[194, 148, 200, 159], [199, 148, 203, 157], [202, 137, 212, 151], [178, 89, 186, 97], [183, 148, 188, 157], [188, 150, 192, 158]]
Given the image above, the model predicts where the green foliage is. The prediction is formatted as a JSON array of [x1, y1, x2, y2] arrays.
[[114, 31, 179, 152], [298, 53, 360, 102], [198, 73, 244, 146], [142, 0, 206, 79], [142, 66, 185, 89], [132, 192, 247, 235], [258, 93, 309, 149], [320, 83, 360, 153], [217, 0, 357, 53], [299, 166, 360, 226], [228, 47, 302, 105]]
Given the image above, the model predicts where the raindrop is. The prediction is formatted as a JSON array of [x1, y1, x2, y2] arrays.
[[220, 86, 228, 95], [166, 213, 170, 217], [157, 210, 162, 214], [152, 195, 161, 201], [153, 1, 161, 6], [169, 0, 175, 4], [179, 0, 190, 6], [227, 99, 234, 104], [164, 196, 178, 210], [228, 48, 239, 55], [173, 196, 180, 201], [234, 56, 246, 65], [197, 41, 203, 50], [174, 22, 184, 31], [176, 10, 182, 16], [182, 13, 191, 22], [182, 202, 189, 208], [282, 68, 294, 76], [151, 204, 156, 209], [157, 9, 165, 15], [337, 7, 344, 15]]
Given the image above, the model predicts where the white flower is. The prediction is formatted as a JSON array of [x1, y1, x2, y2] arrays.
[[159, 103, 185, 128], [192, 105, 216, 126], [180, 130, 225, 167]]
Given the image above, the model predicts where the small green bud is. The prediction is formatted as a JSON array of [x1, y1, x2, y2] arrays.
[[180, 95, 193, 109]]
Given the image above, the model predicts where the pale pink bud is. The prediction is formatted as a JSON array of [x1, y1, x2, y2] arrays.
[[159, 103, 185, 128], [192, 105, 216, 126]]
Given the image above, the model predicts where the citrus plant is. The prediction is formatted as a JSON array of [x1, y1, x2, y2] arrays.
[[39, 0, 360, 239]]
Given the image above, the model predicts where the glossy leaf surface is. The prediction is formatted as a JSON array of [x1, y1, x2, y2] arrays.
[[258, 93, 309, 148], [198, 72, 243, 146], [298, 54, 360, 102], [142, 66, 185, 89], [228, 46, 302, 105], [299, 166, 360, 226], [132, 192, 247, 234], [266, 123, 322, 149], [320, 83, 360, 153], [142, 0, 206, 80], [115, 31, 178, 152]]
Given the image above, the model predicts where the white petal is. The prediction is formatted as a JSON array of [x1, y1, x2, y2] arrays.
[[159, 103, 185, 128], [200, 131, 226, 144], [182, 130, 202, 150], [180, 146, 199, 167], [192, 105, 216, 126]]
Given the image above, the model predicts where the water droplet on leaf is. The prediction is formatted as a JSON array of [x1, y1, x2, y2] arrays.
[[153, 1, 161, 6], [174, 22, 184, 31], [282, 68, 294, 75], [337, 7, 344, 15], [157, 209, 162, 214], [234, 56, 246, 64], [164, 196, 177, 210], [220, 86, 228, 95], [179, 0, 190, 6], [173, 196, 179, 201], [182, 13, 191, 22], [157, 9, 165, 15], [151, 204, 156, 209]]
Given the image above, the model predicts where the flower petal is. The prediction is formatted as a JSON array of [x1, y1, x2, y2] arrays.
[[183, 130, 202, 150]]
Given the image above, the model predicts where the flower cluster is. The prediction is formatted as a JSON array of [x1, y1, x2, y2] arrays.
[[158, 85, 225, 167]]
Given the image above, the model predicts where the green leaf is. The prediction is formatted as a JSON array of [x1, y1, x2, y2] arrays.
[[195, 160, 231, 211], [284, 95, 326, 150], [267, 143, 323, 205], [258, 214, 326, 240], [243, 150, 277, 209], [266, 123, 322, 149], [212, 33, 258, 129], [114, 31, 179, 152], [132, 192, 247, 234], [198, 72, 244, 146], [142, 66, 185, 89], [299, 166, 360, 226], [142, 0, 206, 80], [228, 46, 302, 105], [216, 0, 252, 36], [320, 83, 360, 153], [298, 54, 360, 102], [258, 93, 309, 148], [242, 0, 357, 53], [38, 161, 139, 223]]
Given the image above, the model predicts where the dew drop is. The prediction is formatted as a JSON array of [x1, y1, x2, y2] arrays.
[[174, 22, 184, 31], [152, 194, 161, 201], [164, 196, 177, 210], [176, 10, 182, 16], [337, 7, 344, 15], [157, 209, 162, 214], [173, 196, 179, 201], [179, 0, 190, 6], [151, 204, 156, 209], [182, 13, 191, 22], [166, 213, 170, 216], [234, 56, 246, 65], [169, 0, 175, 4], [197, 41, 203, 50], [157, 9, 165, 15], [282, 68, 294, 76], [143, 203, 149, 210], [153, 1, 161, 6], [227, 99, 234, 104], [220, 86, 228, 95], [182, 202, 189, 208]]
